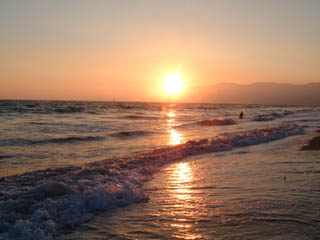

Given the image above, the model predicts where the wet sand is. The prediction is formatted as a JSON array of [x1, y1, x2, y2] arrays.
[[301, 129, 320, 150]]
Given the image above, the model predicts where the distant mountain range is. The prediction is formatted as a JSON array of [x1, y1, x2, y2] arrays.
[[188, 82, 320, 105]]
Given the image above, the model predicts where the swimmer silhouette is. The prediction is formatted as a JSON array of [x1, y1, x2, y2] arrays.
[[239, 111, 244, 119]]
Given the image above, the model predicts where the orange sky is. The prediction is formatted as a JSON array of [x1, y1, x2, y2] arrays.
[[0, 1, 319, 102]]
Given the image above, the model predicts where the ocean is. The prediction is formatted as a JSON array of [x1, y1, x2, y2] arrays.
[[0, 100, 319, 239]]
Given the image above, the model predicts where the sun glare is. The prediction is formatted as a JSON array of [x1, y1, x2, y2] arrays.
[[163, 73, 183, 95]]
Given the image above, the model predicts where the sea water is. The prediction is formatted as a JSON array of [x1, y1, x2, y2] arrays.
[[0, 100, 319, 239]]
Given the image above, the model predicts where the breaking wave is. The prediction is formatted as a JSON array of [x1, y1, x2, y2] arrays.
[[176, 118, 236, 128], [0, 124, 303, 239], [252, 111, 293, 122]]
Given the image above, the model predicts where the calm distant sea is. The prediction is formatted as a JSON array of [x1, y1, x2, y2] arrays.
[[0, 100, 320, 239]]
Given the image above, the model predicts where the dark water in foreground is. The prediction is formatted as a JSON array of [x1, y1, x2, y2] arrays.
[[0, 100, 320, 239]]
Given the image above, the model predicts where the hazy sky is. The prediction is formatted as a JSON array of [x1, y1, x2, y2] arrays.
[[1, 0, 319, 101]]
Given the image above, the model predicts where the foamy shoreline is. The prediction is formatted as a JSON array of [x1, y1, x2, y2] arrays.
[[0, 124, 304, 239]]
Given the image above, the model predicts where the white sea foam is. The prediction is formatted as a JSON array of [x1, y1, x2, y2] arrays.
[[0, 124, 304, 239]]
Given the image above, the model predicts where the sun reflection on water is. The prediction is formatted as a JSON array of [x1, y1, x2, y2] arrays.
[[167, 162, 204, 239], [163, 109, 202, 237], [166, 110, 184, 146], [169, 128, 183, 146], [170, 162, 193, 201], [167, 111, 176, 118], [174, 162, 193, 184]]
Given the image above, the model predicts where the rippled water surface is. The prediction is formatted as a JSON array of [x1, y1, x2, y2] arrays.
[[0, 100, 320, 239], [64, 137, 320, 240], [0, 100, 316, 177]]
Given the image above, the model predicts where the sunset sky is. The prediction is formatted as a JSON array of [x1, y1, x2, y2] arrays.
[[1, 0, 319, 102]]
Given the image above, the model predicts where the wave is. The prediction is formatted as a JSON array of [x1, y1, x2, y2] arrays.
[[0, 124, 303, 239], [196, 119, 236, 126], [296, 119, 320, 123], [176, 118, 236, 128], [54, 106, 85, 114], [253, 218, 311, 226], [109, 131, 154, 138], [0, 155, 13, 160], [0, 136, 105, 147], [122, 115, 159, 120], [0, 101, 106, 115], [252, 111, 293, 122]]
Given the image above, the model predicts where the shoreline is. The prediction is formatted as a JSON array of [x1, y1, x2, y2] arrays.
[[300, 135, 320, 150], [300, 128, 320, 151], [0, 124, 304, 239]]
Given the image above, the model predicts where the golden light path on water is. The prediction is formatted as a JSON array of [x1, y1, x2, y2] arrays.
[[171, 162, 193, 200], [168, 162, 204, 239], [169, 128, 183, 146], [165, 110, 204, 239], [166, 110, 184, 146]]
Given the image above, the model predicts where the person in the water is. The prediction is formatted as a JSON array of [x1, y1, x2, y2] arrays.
[[239, 111, 244, 119]]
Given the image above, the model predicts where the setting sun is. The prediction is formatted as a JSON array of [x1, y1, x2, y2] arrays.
[[163, 73, 183, 95]]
